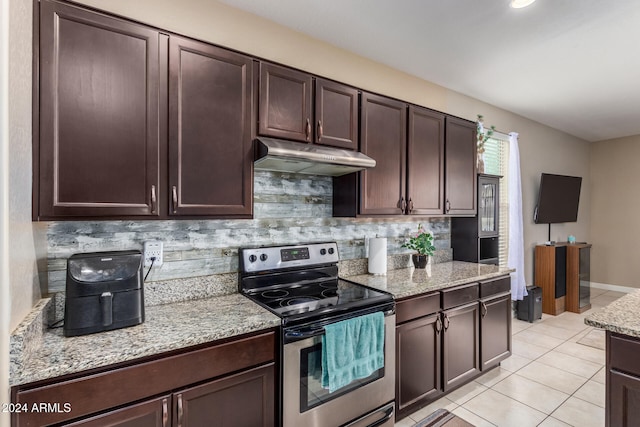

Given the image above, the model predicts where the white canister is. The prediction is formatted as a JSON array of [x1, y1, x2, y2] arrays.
[[368, 237, 387, 275]]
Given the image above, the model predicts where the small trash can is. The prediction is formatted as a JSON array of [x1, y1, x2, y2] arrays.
[[517, 286, 542, 323]]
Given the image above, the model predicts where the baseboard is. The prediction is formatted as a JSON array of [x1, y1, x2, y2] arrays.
[[590, 282, 636, 294]]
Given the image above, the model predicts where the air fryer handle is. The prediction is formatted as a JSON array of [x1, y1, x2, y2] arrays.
[[100, 292, 113, 326]]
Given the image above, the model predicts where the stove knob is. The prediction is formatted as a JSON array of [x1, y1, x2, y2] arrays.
[[248, 254, 257, 263], [328, 247, 335, 255], [260, 253, 268, 262], [320, 248, 327, 255]]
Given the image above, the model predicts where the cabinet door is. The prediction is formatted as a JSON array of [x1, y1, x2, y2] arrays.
[[169, 36, 253, 216], [396, 314, 442, 417], [65, 396, 170, 427], [609, 369, 640, 427], [359, 92, 407, 215], [38, 0, 161, 218], [444, 117, 477, 215], [480, 293, 512, 371], [407, 106, 445, 215], [442, 302, 480, 391], [478, 175, 499, 237], [314, 78, 359, 150], [174, 364, 275, 427], [566, 244, 592, 313], [259, 63, 313, 142]]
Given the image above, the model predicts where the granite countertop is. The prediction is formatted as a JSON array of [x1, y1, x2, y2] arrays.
[[10, 293, 280, 387], [11, 260, 512, 387], [585, 289, 640, 338], [344, 261, 514, 299]]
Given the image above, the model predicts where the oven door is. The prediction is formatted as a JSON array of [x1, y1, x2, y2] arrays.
[[283, 314, 395, 427]]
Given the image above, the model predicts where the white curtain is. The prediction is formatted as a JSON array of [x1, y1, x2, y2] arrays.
[[508, 132, 527, 300]]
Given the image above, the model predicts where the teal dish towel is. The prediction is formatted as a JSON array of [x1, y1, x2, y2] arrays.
[[321, 311, 385, 393]]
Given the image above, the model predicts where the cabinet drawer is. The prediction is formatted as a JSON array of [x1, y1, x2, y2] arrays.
[[480, 276, 510, 298], [396, 292, 440, 324], [441, 283, 479, 310], [609, 332, 640, 378]]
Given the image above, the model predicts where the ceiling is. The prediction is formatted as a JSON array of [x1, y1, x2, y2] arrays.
[[218, 0, 640, 142]]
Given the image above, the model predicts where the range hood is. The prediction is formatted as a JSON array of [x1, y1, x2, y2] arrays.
[[254, 137, 376, 177]]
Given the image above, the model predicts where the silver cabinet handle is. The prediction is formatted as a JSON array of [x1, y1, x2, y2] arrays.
[[317, 119, 323, 141], [408, 197, 414, 214], [162, 398, 168, 427], [305, 118, 311, 141], [443, 313, 450, 330], [400, 197, 407, 214], [446, 199, 451, 213], [177, 394, 183, 427], [435, 315, 442, 334], [150, 185, 157, 214], [481, 301, 488, 318], [172, 185, 178, 214]]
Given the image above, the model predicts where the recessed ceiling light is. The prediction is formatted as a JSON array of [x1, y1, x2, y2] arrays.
[[511, 0, 536, 8]]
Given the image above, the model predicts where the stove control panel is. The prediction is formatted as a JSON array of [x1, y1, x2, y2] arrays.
[[240, 242, 339, 273]]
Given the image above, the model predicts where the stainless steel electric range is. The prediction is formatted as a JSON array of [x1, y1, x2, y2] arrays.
[[239, 242, 396, 427]]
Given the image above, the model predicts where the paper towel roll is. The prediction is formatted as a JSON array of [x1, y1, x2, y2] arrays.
[[368, 237, 387, 275]]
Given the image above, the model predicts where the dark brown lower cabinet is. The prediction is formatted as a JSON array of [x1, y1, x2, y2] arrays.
[[65, 396, 170, 427], [396, 313, 441, 417], [607, 332, 640, 427], [480, 292, 512, 371], [442, 302, 480, 391], [395, 276, 510, 422], [175, 365, 274, 427], [609, 370, 640, 427]]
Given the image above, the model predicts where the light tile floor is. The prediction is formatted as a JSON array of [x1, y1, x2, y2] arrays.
[[395, 288, 627, 427]]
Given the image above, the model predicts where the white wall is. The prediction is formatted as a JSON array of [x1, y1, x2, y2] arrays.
[[8, 0, 39, 330], [2, 0, 39, 414], [1, 0, 11, 421], [591, 135, 640, 288]]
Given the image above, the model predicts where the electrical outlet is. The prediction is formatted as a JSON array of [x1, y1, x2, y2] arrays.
[[144, 241, 163, 267]]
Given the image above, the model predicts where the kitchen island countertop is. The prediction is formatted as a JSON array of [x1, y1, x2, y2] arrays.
[[344, 261, 514, 299], [585, 289, 640, 338], [9, 293, 280, 387]]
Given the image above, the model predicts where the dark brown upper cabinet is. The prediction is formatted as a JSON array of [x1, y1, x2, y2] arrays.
[[358, 92, 407, 215], [37, 0, 162, 219], [314, 78, 359, 149], [258, 64, 359, 150], [259, 63, 313, 142], [168, 36, 253, 217], [334, 101, 477, 218], [444, 116, 477, 215], [407, 106, 445, 215]]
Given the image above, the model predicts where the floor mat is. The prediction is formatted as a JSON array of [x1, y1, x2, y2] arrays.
[[413, 409, 474, 427], [577, 328, 606, 350]]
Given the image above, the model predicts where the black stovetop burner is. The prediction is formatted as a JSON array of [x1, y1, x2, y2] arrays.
[[247, 278, 388, 317], [239, 242, 393, 326]]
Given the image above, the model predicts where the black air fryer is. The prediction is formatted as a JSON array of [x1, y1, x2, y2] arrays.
[[64, 250, 144, 337]]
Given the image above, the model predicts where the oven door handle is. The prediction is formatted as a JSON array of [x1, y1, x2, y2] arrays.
[[284, 326, 325, 340]]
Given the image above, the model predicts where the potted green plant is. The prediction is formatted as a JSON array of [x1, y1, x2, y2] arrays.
[[402, 224, 436, 268], [476, 114, 495, 173]]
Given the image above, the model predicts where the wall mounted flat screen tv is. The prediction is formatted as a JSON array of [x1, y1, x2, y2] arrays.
[[534, 173, 582, 224]]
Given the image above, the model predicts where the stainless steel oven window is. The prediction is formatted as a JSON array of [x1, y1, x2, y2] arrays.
[[299, 338, 384, 412], [283, 314, 396, 427]]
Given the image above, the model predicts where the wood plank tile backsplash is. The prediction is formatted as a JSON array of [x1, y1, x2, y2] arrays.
[[43, 171, 451, 293]]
